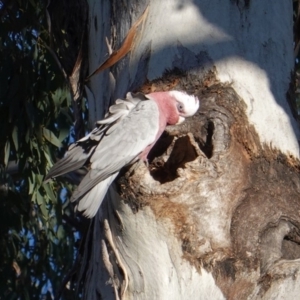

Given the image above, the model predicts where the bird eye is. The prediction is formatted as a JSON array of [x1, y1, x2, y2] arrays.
[[177, 102, 184, 112]]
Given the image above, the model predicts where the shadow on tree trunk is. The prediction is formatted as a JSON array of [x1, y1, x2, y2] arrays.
[[74, 69, 300, 299]]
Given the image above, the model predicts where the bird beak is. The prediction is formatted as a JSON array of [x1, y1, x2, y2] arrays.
[[176, 116, 185, 124]]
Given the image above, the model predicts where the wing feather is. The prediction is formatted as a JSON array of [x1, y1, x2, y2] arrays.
[[75, 173, 118, 218], [45, 92, 157, 217], [44, 93, 149, 182], [44, 145, 95, 182], [71, 100, 159, 204]]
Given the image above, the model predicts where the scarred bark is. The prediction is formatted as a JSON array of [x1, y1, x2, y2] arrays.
[[79, 0, 300, 299], [81, 71, 300, 300]]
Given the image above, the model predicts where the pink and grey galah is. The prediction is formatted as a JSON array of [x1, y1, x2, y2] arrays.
[[45, 91, 199, 218]]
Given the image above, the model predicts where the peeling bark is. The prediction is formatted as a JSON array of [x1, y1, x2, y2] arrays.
[[81, 70, 300, 300], [79, 0, 300, 299]]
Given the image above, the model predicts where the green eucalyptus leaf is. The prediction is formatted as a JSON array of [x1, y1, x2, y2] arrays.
[[58, 127, 70, 142], [12, 126, 19, 152], [4, 141, 10, 167], [31, 191, 36, 202], [56, 225, 64, 239], [43, 183, 57, 204], [42, 127, 62, 148], [28, 173, 35, 195], [43, 150, 53, 166], [37, 190, 48, 217], [35, 174, 44, 186]]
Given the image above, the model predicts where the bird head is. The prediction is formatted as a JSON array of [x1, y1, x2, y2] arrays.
[[147, 90, 200, 125], [168, 91, 200, 124]]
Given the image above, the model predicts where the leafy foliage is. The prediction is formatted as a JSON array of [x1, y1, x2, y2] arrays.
[[0, 0, 82, 298]]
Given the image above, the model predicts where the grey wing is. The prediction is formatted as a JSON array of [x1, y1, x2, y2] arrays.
[[44, 93, 148, 182], [75, 173, 118, 218], [44, 122, 108, 182], [70, 100, 160, 203], [43, 142, 96, 182]]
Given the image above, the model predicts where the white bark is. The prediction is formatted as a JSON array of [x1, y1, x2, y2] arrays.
[[84, 0, 300, 299], [88, 0, 299, 156], [108, 188, 226, 300], [127, 0, 299, 158], [87, 0, 113, 126]]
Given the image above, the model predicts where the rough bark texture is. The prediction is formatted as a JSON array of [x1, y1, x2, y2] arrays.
[[81, 71, 300, 300], [81, 0, 300, 299], [118, 72, 300, 299]]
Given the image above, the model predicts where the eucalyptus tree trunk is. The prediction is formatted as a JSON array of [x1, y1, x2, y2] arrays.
[[82, 0, 300, 299]]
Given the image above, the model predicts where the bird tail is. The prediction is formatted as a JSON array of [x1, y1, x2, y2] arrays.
[[74, 173, 118, 218], [44, 145, 94, 183]]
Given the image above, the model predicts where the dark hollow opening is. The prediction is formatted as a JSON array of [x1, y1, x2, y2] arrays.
[[149, 135, 198, 183], [282, 228, 300, 260], [197, 120, 214, 159]]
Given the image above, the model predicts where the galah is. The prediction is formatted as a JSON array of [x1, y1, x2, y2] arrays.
[[45, 91, 199, 218]]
